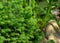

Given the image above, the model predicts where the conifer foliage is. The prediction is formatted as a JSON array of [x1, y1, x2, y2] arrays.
[[0, 0, 41, 43]]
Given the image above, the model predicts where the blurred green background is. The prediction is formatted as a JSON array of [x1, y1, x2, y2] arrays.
[[0, 0, 60, 43]]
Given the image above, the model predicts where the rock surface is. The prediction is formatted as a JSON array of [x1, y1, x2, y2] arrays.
[[40, 20, 60, 43]]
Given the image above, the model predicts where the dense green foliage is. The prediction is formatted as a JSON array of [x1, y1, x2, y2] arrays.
[[0, 0, 43, 43], [0, 0, 60, 43], [48, 40, 55, 43]]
